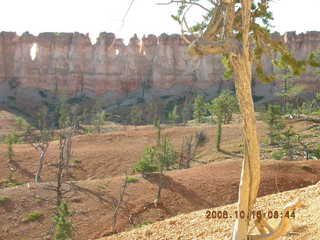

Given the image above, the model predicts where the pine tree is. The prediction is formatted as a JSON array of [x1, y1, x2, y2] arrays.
[[207, 90, 238, 151], [168, 105, 179, 124], [134, 132, 178, 203], [5, 131, 17, 163], [262, 105, 285, 145], [193, 95, 206, 123], [130, 105, 143, 127], [93, 110, 107, 133], [54, 201, 73, 240], [275, 65, 306, 113], [280, 126, 298, 161]]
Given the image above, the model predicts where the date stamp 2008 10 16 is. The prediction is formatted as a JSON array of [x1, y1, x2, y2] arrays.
[[205, 210, 296, 219]]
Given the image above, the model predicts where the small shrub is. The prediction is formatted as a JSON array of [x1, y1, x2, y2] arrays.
[[4, 182, 21, 187], [15, 117, 29, 130], [261, 138, 269, 145], [195, 130, 208, 146], [127, 177, 139, 183], [309, 148, 320, 160], [130, 105, 143, 127], [74, 160, 81, 164], [54, 201, 73, 240], [272, 151, 285, 160], [134, 147, 159, 175], [23, 211, 43, 222], [34, 199, 43, 204], [92, 110, 108, 133], [4, 174, 22, 188], [135, 137, 178, 175], [5, 131, 24, 144], [0, 196, 10, 205], [300, 165, 314, 172], [134, 221, 153, 228], [168, 105, 179, 124], [84, 127, 95, 135]]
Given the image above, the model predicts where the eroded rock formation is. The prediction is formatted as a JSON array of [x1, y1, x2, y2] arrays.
[[0, 31, 319, 112]]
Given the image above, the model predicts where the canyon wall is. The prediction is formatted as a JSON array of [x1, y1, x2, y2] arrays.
[[0, 31, 320, 112]]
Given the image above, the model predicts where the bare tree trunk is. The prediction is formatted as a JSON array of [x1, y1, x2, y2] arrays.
[[56, 159, 64, 206], [156, 169, 163, 205], [112, 173, 128, 233], [64, 131, 72, 177], [216, 116, 223, 151], [231, 54, 261, 239], [228, 1, 261, 238], [35, 149, 47, 183]]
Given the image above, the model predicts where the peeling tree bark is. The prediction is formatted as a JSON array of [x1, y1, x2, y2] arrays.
[[231, 1, 262, 239], [230, 54, 261, 240]]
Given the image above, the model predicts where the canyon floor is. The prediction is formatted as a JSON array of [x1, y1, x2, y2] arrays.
[[0, 110, 319, 239]]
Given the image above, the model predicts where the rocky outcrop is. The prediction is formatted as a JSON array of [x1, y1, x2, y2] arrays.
[[0, 31, 319, 112]]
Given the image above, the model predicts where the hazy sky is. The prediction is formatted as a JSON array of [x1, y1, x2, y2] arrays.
[[0, 0, 319, 44]]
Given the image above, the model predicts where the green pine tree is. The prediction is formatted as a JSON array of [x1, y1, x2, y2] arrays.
[[5, 131, 17, 162], [168, 105, 179, 124], [207, 90, 238, 151], [262, 105, 285, 146], [93, 110, 107, 133], [130, 105, 143, 127], [280, 126, 299, 161], [193, 95, 206, 123], [54, 201, 73, 240]]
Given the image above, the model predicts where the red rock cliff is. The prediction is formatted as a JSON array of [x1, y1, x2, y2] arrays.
[[0, 31, 319, 109]]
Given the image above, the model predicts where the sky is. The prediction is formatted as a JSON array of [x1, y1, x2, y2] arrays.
[[0, 0, 319, 44]]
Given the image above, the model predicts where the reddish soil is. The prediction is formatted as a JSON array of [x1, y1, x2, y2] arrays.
[[0, 159, 320, 240], [0, 118, 313, 186], [0, 111, 319, 240], [0, 123, 245, 186]]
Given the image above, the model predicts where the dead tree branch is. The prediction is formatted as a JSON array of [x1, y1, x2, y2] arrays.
[[248, 199, 305, 240], [111, 172, 129, 234], [157, 0, 212, 12]]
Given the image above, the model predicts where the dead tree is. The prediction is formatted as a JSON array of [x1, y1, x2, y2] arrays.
[[179, 131, 207, 168], [57, 102, 78, 179], [24, 111, 53, 183], [40, 128, 75, 240], [111, 172, 129, 234], [56, 130, 73, 205]]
